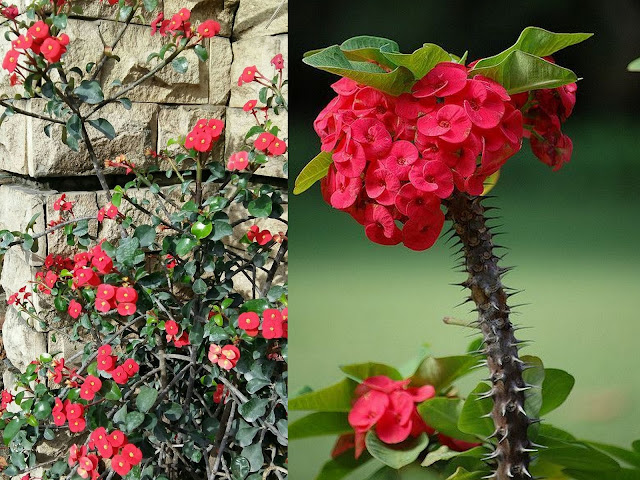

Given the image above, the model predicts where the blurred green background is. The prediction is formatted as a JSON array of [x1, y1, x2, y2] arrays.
[[288, 1, 640, 478]]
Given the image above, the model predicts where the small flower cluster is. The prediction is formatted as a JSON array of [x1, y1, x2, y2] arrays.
[[317, 62, 525, 250], [1, 390, 13, 411], [227, 151, 249, 171], [213, 384, 227, 403], [151, 8, 220, 39], [53, 398, 87, 432], [237, 53, 285, 86], [95, 284, 138, 316], [512, 62, 576, 170], [89, 428, 143, 476], [254, 131, 287, 156], [246, 225, 272, 245], [164, 320, 190, 348], [208, 344, 241, 370], [105, 154, 135, 174], [7, 285, 32, 308], [184, 118, 225, 152], [0, 4, 19, 20], [97, 203, 119, 222], [68, 444, 99, 480], [2, 20, 70, 82], [238, 308, 288, 339], [97, 345, 140, 385]]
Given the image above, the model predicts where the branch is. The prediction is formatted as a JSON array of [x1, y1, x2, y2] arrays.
[[0, 100, 65, 124]]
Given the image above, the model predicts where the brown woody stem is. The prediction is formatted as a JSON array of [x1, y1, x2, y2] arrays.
[[444, 192, 532, 480]]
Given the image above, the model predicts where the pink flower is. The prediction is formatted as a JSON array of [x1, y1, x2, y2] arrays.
[[271, 53, 284, 70], [417, 104, 472, 144], [243, 100, 257, 112], [408, 160, 454, 198], [227, 151, 249, 171], [364, 205, 402, 246], [412, 62, 468, 98], [351, 118, 392, 158], [460, 79, 505, 129], [197, 19, 220, 38]]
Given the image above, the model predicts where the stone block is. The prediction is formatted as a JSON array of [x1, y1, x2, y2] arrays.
[[72, 0, 162, 25], [45, 191, 99, 257], [225, 107, 287, 179], [230, 34, 288, 108], [163, 0, 239, 38], [0, 107, 28, 176], [99, 22, 208, 104], [48, 332, 84, 368], [0, 184, 52, 262], [157, 104, 225, 161], [233, 0, 288, 40], [26, 100, 159, 177], [2, 307, 47, 372], [232, 260, 287, 299], [208, 36, 233, 105]]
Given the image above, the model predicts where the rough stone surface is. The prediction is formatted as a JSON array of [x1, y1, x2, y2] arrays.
[[27, 100, 159, 177], [157, 104, 226, 160], [163, 0, 239, 38], [45, 191, 99, 257], [230, 34, 288, 108], [225, 107, 287, 178], [232, 261, 287, 299], [48, 332, 84, 367], [2, 307, 47, 372], [233, 0, 288, 40], [73, 0, 161, 25], [0, 184, 52, 262], [0, 104, 28, 176], [99, 22, 209, 104], [209, 36, 234, 105]]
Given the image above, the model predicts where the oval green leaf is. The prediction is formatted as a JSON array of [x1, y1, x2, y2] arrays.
[[293, 151, 333, 195]]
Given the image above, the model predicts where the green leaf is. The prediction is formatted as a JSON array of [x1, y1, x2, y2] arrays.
[[3, 418, 22, 445], [303, 45, 415, 96], [172, 57, 188, 74], [315, 454, 371, 480], [340, 362, 403, 383], [212, 220, 233, 241], [470, 51, 578, 94], [52, 14, 68, 29], [382, 43, 453, 78], [339, 35, 400, 69], [410, 355, 477, 391], [421, 445, 484, 468], [365, 431, 429, 469], [125, 411, 146, 432], [588, 441, 640, 469], [33, 400, 52, 420], [136, 386, 158, 413], [293, 151, 333, 195], [540, 368, 575, 416], [445, 467, 485, 480], [537, 444, 620, 472], [134, 224, 156, 248], [192, 278, 207, 295], [458, 383, 494, 438], [417, 397, 479, 443], [473, 27, 593, 70], [143, 0, 157, 11], [88, 118, 116, 140], [191, 221, 213, 240], [370, 464, 442, 480], [194, 44, 208, 62], [248, 195, 272, 218], [289, 412, 351, 440], [74, 80, 105, 104], [104, 380, 122, 401], [175, 237, 198, 256], [289, 378, 356, 412], [238, 398, 269, 422], [231, 456, 250, 479], [521, 355, 545, 420], [628, 57, 640, 72]]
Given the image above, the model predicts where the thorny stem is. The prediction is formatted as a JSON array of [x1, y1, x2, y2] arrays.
[[444, 192, 532, 480]]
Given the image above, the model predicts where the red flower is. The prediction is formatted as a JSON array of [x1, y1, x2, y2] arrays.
[[1, 5, 19, 19], [255, 229, 272, 246], [213, 384, 225, 403], [27, 21, 49, 41], [150, 13, 165, 36], [238, 65, 257, 85], [123, 358, 139, 377], [76, 454, 98, 479], [108, 430, 127, 448], [112, 366, 128, 384], [97, 354, 115, 372], [364, 205, 402, 246], [219, 345, 240, 370], [267, 137, 287, 156], [111, 454, 132, 476], [261, 313, 283, 339], [351, 118, 392, 158], [173, 331, 190, 348], [227, 151, 249, 171], [12, 35, 33, 51], [122, 444, 143, 465], [66, 402, 84, 419], [271, 53, 284, 71], [238, 312, 259, 336], [95, 298, 114, 313], [243, 100, 257, 112], [254, 132, 275, 152], [165, 320, 179, 336], [69, 416, 86, 433], [247, 225, 259, 241], [417, 104, 472, 144], [80, 375, 102, 401], [117, 302, 137, 316], [96, 440, 114, 459], [412, 62, 468, 98], [74, 268, 100, 288], [41, 37, 65, 63], [197, 19, 220, 38], [96, 284, 116, 300], [68, 300, 83, 319], [2, 50, 20, 73], [68, 444, 87, 467], [408, 160, 454, 199], [98, 345, 112, 356], [116, 286, 138, 304]]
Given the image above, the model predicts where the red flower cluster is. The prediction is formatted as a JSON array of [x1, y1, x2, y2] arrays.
[[97, 203, 119, 222], [97, 345, 139, 384], [49, 357, 81, 385], [68, 444, 99, 479], [254, 132, 287, 156], [185, 118, 225, 152], [7, 285, 31, 308], [237, 308, 288, 339], [247, 225, 272, 245], [95, 284, 138, 316], [88, 428, 143, 476], [512, 67, 576, 170], [1, 390, 13, 411], [53, 398, 86, 432], [105, 154, 135, 174], [227, 151, 249, 171], [348, 376, 435, 457], [208, 344, 240, 370], [164, 320, 190, 347], [53, 193, 74, 212], [2, 21, 69, 74], [0, 5, 19, 19], [213, 384, 227, 403], [316, 63, 525, 250]]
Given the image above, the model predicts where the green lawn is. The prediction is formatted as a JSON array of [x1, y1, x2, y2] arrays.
[[288, 119, 640, 478]]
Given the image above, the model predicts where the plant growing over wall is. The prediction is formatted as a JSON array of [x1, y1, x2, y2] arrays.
[[0, 1, 288, 478], [291, 29, 640, 480]]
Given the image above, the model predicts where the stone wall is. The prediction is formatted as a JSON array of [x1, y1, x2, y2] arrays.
[[0, 0, 288, 391]]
